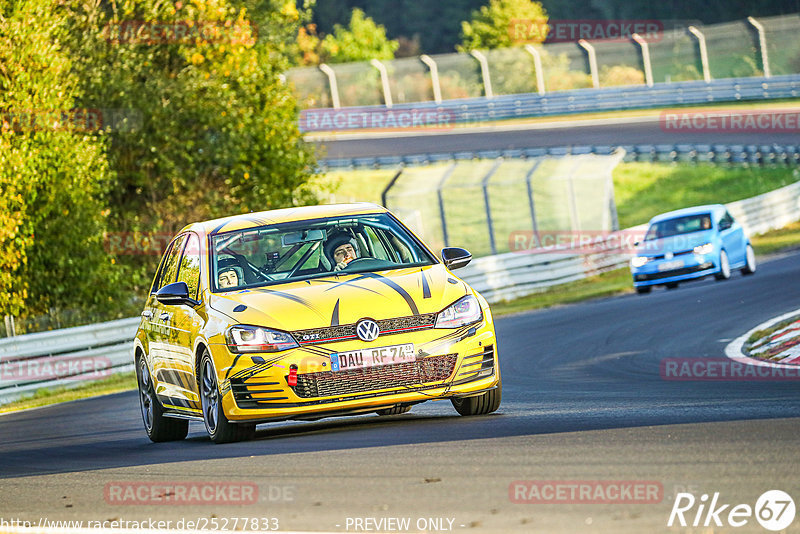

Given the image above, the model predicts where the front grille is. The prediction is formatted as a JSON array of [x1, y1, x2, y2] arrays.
[[453, 345, 495, 383], [291, 353, 458, 398], [293, 313, 437, 345], [636, 263, 713, 281], [229, 379, 288, 409]]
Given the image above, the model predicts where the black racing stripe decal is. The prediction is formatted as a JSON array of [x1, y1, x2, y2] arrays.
[[323, 274, 384, 296], [254, 288, 326, 319], [359, 272, 419, 316], [331, 299, 340, 326], [210, 220, 230, 235], [421, 269, 431, 299]]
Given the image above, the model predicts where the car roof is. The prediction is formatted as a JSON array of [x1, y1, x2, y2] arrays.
[[181, 203, 389, 235], [648, 204, 725, 224]]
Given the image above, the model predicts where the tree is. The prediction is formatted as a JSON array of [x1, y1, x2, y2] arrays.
[[320, 8, 398, 63], [0, 0, 122, 321], [459, 0, 549, 51]]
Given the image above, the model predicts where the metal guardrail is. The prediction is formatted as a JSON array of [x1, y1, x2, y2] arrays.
[[458, 180, 800, 303], [1, 182, 797, 403], [303, 74, 800, 136], [0, 317, 139, 405], [320, 143, 800, 171]]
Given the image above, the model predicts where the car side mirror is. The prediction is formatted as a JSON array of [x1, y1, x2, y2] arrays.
[[441, 247, 472, 270], [156, 281, 197, 306]]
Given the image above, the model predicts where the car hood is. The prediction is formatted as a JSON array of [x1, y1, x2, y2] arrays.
[[208, 264, 468, 331], [637, 230, 714, 256]]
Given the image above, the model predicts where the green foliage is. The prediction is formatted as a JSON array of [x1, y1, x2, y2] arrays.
[[320, 8, 398, 63], [63, 0, 317, 294], [600, 65, 645, 87], [0, 0, 122, 319], [459, 0, 548, 52]]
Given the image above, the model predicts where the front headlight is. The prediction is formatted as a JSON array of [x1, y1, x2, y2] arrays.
[[693, 243, 714, 255], [225, 325, 298, 353], [631, 256, 650, 268], [435, 295, 482, 329]]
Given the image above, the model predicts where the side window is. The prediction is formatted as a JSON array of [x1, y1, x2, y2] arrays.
[[177, 233, 201, 301], [156, 234, 187, 292]]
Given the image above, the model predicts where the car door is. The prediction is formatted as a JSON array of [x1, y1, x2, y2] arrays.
[[165, 232, 205, 412], [718, 211, 745, 265], [148, 233, 187, 406]]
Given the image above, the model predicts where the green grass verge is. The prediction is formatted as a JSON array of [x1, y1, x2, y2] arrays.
[[750, 220, 800, 256], [0, 372, 137, 415]]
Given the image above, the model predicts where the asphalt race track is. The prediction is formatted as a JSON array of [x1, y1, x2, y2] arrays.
[[1, 251, 799, 532], [316, 116, 800, 159]]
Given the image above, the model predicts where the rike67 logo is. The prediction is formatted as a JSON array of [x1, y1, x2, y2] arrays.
[[668, 490, 795, 531]]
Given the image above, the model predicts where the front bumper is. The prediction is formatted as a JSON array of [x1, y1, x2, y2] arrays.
[[208, 320, 499, 423], [631, 254, 717, 287]]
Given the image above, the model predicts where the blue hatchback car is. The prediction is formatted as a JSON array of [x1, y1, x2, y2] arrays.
[[630, 205, 756, 294]]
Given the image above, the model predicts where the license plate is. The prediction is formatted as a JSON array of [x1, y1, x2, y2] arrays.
[[330, 343, 415, 372], [658, 259, 685, 271]]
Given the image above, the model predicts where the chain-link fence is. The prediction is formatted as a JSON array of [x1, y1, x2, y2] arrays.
[[383, 151, 624, 258], [286, 14, 800, 108]]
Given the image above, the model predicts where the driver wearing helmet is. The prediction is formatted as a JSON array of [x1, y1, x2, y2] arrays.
[[324, 231, 362, 271]]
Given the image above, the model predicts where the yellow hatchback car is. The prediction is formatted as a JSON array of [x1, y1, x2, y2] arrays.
[[133, 203, 501, 443]]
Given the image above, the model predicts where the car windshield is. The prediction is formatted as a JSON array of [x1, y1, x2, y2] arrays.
[[644, 214, 712, 241], [210, 213, 437, 291]]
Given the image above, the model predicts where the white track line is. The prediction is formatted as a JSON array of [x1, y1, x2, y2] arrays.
[[724, 307, 800, 369]]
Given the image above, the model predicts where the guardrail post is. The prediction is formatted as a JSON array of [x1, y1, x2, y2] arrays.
[[578, 39, 600, 89], [420, 55, 443, 104], [631, 33, 654, 87], [747, 16, 772, 78], [687, 26, 711, 83], [318, 63, 341, 109], [524, 159, 543, 246], [524, 44, 546, 95], [380, 165, 405, 208], [481, 159, 504, 255], [370, 59, 393, 108], [437, 163, 458, 247], [469, 50, 494, 99], [3, 315, 15, 337]]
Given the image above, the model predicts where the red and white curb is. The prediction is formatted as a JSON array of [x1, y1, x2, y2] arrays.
[[725, 308, 800, 369]]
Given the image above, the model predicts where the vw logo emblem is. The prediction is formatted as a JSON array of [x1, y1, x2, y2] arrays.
[[665, 252, 673, 260], [356, 319, 380, 342]]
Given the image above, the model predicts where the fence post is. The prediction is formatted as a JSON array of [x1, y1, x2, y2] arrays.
[[524, 159, 543, 246], [370, 59, 393, 108], [3, 315, 15, 337], [318, 63, 341, 109], [687, 26, 711, 83], [380, 166, 405, 208], [524, 44, 546, 95], [437, 163, 458, 248], [469, 50, 494, 99], [578, 39, 600, 89], [747, 17, 772, 78], [631, 33, 654, 87], [481, 159, 504, 255], [420, 55, 443, 104]]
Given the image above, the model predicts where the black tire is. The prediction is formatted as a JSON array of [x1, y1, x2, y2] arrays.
[[200, 351, 255, 444], [665, 282, 679, 290], [137, 354, 188, 442], [714, 250, 731, 281], [635, 286, 652, 294], [451, 379, 502, 416], [376, 404, 412, 416], [742, 244, 756, 275]]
